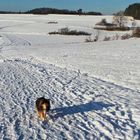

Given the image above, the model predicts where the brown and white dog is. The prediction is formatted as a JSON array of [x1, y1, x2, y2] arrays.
[[35, 97, 50, 121]]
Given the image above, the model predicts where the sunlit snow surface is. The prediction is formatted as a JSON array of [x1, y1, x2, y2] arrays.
[[0, 14, 140, 139]]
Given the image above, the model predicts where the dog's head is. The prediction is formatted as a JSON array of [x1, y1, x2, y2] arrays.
[[36, 97, 50, 112]]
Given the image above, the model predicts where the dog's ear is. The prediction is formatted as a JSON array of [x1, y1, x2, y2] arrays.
[[45, 99, 50, 103]]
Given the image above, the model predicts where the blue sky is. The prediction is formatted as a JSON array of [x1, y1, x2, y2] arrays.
[[0, 0, 139, 14]]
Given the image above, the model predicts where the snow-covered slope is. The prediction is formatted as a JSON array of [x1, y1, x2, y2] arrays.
[[0, 14, 140, 139], [0, 59, 140, 140]]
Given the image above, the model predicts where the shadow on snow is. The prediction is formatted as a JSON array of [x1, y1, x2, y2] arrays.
[[51, 101, 113, 119]]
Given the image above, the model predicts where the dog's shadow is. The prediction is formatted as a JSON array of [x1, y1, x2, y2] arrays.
[[50, 101, 113, 119]]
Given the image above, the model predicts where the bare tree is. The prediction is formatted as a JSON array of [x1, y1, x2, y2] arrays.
[[113, 14, 127, 28]]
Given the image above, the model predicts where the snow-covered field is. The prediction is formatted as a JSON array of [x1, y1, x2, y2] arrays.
[[0, 14, 140, 139]]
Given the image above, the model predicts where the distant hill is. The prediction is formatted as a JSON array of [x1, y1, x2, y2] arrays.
[[26, 8, 102, 15], [124, 3, 140, 19]]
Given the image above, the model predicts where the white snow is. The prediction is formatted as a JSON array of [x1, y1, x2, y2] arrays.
[[0, 14, 140, 140]]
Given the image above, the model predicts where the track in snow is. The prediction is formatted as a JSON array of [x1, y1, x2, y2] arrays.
[[0, 59, 140, 140], [0, 34, 31, 47]]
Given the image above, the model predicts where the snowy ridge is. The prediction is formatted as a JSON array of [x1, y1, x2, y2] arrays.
[[0, 59, 140, 140]]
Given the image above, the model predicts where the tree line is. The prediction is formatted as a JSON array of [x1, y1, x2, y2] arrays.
[[25, 8, 102, 15], [0, 8, 102, 15], [124, 3, 140, 20]]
